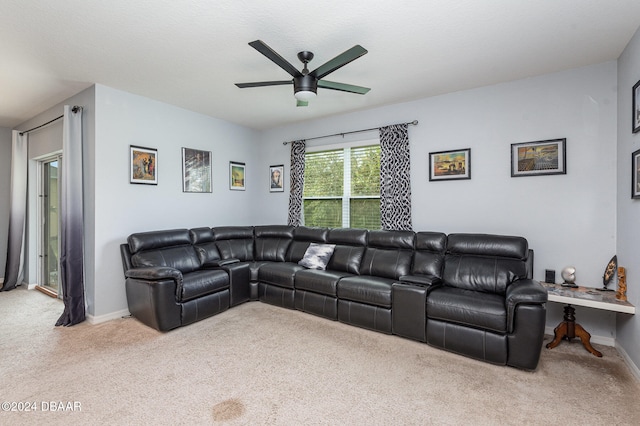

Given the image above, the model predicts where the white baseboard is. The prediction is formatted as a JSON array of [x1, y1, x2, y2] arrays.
[[615, 342, 640, 382], [87, 309, 131, 325], [545, 326, 615, 347]]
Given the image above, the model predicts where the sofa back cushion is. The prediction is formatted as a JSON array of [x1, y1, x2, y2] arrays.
[[128, 228, 191, 254], [359, 230, 414, 279], [285, 226, 330, 262], [443, 233, 529, 295], [254, 225, 294, 262], [189, 227, 222, 264], [326, 228, 367, 274], [128, 229, 201, 273], [213, 226, 255, 261], [412, 232, 447, 279]]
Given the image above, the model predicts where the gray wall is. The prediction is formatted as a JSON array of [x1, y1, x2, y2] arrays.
[[616, 26, 640, 374], [91, 84, 260, 317], [258, 61, 619, 342], [0, 126, 12, 281]]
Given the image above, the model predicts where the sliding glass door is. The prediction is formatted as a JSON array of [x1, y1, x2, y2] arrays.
[[38, 155, 61, 298]]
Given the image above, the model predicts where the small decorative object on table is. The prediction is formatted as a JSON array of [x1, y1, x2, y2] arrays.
[[617, 266, 627, 301], [561, 266, 578, 288], [598, 255, 617, 292]]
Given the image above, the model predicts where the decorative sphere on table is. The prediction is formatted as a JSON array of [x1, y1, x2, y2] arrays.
[[561, 266, 576, 284]]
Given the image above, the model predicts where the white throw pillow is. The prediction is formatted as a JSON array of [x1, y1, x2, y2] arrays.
[[298, 243, 336, 270]]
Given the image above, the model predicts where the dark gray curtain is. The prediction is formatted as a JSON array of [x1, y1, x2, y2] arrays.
[[287, 140, 306, 226], [1, 131, 28, 291], [379, 124, 412, 231], [56, 105, 85, 326]]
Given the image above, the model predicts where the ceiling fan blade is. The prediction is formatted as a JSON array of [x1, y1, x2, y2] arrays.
[[310, 45, 368, 80], [296, 100, 309, 107], [235, 80, 292, 88], [317, 80, 370, 94], [248, 40, 302, 78]]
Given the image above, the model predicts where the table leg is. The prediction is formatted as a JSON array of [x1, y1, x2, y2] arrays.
[[574, 323, 602, 357], [545, 304, 603, 357]]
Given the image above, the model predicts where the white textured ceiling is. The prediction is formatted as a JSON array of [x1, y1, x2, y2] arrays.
[[1, 0, 640, 130]]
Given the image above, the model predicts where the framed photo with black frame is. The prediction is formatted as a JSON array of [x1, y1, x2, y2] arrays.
[[130, 145, 158, 185], [633, 79, 640, 133], [182, 148, 212, 193], [428, 148, 471, 181], [269, 165, 284, 192], [632, 148, 640, 199], [510, 138, 566, 177], [230, 161, 246, 190]]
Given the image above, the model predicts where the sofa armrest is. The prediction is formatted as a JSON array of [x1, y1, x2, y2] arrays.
[[505, 278, 548, 333], [125, 267, 183, 298], [202, 258, 240, 268], [399, 274, 442, 287]]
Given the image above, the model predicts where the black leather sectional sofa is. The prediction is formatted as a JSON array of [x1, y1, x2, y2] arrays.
[[120, 225, 548, 370]]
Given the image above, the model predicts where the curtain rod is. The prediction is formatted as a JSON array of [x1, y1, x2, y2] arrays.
[[19, 105, 82, 136], [282, 120, 419, 145]]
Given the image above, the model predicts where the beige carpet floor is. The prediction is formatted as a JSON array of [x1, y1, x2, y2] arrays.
[[1, 287, 639, 425]]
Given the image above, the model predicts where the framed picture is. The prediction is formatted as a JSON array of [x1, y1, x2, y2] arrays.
[[633, 79, 640, 133], [429, 148, 471, 181], [230, 161, 246, 190], [182, 148, 212, 193], [632, 149, 640, 199], [269, 165, 284, 192], [130, 145, 157, 185], [511, 138, 566, 177]]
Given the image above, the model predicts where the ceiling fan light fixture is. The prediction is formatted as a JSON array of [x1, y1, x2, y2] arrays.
[[294, 90, 316, 101]]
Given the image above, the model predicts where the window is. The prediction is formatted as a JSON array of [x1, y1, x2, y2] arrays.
[[303, 143, 381, 229]]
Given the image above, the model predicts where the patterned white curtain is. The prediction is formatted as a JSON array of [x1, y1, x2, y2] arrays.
[[1, 131, 28, 291], [379, 124, 412, 230], [287, 140, 306, 226]]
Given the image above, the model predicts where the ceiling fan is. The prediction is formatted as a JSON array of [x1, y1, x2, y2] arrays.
[[235, 40, 370, 107]]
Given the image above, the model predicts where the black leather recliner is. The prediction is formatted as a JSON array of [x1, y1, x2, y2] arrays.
[[120, 226, 548, 370]]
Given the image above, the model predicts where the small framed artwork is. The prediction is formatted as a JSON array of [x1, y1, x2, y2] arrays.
[[182, 148, 212, 193], [429, 148, 471, 181], [632, 149, 640, 199], [511, 138, 566, 177], [269, 165, 284, 192], [130, 145, 158, 185], [633, 79, 640, 133], [230, 161, 246, 190]]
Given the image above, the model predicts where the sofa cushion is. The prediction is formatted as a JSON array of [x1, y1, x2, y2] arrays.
[[412, 232, 447, 278], [285, 226, 329, 262], [213, 226, 255, 261], [337, 276, 394, 308], [443, 234, 528, 294], [427, 286, 507, 333], [258, 262, 305, 289], [128, 229, 191, 254], [179, 270, 229, 302], [359, 248, 413, 279], [254, 225, 294, 262], [298, 243, 336, 270], [294, 269, 352, 296], [131, 245, 201, 274]]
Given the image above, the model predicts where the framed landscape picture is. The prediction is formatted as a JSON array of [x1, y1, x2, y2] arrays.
[[633, 79, 640, 133], [269, 165, 284, 192], [429, 148, 471, 181], [632, 149, 640, 199], [182, 148, 212, 193], [511, 138, 566, 177], [230, 161, 246, 190], [130, 145, 157, 185]]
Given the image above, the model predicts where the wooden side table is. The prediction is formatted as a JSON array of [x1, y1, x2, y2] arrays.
[[542, 282, 635, 357]]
